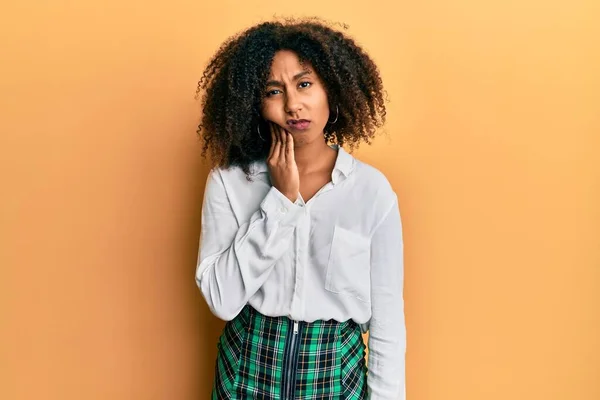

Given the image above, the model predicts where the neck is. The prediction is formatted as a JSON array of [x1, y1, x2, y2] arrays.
[[293, 136, 336, 175]]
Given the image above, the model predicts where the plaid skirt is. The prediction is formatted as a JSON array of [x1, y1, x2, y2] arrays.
[[212, 305, 368, 399]]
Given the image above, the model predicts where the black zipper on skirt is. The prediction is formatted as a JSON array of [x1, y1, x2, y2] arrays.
[[281, 319, 302, 400]]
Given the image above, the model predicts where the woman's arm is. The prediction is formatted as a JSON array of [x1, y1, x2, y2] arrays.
[[367, 195, 407, 399], [195, 168, 304, 320]]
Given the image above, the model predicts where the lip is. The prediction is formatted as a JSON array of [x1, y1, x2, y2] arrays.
[[286, 119, 311, 131]]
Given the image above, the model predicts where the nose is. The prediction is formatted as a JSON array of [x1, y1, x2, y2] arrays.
[[284, 91, 302, 114]]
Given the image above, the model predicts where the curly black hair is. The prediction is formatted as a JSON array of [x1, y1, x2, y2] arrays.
[[195, 17, 387, 176]]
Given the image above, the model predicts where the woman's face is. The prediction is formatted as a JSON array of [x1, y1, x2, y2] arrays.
[[261, 50, 330, 147]]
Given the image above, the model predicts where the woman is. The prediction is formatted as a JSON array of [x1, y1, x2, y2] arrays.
[[195, 18, 405, 400]]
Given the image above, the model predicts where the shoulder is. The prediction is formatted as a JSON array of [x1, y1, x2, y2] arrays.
[[207, 162, 262, 184], [338, 155, 401, 236], [204, 162, 266, 201], [351, 158, 396, 201], [342, 157, 399, 230]]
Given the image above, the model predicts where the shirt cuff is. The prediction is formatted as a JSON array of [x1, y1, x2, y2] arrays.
[[260, 186, 304, 226]]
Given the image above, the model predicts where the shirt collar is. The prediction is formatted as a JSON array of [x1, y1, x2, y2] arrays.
[[330, 145, 354, 184], [250, 144, 354, 184]]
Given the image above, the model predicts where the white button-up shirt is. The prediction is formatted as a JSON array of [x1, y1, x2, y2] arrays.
[[196, 145, 406, 399]]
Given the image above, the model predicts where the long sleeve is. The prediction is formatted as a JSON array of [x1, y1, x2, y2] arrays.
[[367, 195, 406, 399], [195, 169, 304, 321]]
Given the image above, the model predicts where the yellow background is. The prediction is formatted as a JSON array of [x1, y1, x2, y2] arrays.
[[1, 0, 598, 399]]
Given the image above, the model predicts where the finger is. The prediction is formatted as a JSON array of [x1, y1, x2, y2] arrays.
[[267, 123, 276, 159], [271, 124, 282, 161], [278, 126, 287, 160], [285, 131, 295, 163]]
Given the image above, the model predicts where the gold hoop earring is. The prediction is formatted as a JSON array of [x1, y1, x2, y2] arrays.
[[257, 125, 266, 141], [328, 105, 339, 124]]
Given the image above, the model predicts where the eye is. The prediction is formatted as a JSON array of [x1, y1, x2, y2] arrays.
[[299, 81, 312, 89], [265, 89, 282, 97]]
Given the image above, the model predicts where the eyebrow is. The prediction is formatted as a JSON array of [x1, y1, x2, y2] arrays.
[[266, 70, 312, 87]]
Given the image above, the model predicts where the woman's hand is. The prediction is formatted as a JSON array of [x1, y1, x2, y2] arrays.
[[267, 122, 299, 202]]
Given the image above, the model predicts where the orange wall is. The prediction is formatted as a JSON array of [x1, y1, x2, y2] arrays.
[[1, 1, 598, 399]]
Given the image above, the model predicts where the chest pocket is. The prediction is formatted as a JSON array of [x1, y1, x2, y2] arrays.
[[325, 226, 371, 303]]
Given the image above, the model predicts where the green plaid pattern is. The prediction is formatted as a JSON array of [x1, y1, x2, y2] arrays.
[[212, 305, 368, 399]]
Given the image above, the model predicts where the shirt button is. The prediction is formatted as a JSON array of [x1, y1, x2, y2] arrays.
[[280, 207, 287, 213]]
